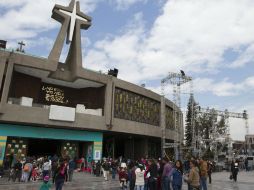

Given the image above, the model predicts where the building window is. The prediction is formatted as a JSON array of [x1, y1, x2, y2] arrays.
[[114, 88, 160, 126]]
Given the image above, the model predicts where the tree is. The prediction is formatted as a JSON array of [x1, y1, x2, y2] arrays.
[[196, 109, 227, 159], [185, 94, 198, 148]]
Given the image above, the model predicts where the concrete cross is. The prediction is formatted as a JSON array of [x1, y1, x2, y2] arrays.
[[18, 41, 25, 52], [58, 0, 89, 44], [48, 0, 92, 73]]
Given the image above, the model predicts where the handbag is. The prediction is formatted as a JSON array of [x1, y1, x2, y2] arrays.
[[229, 174, 233, 180]]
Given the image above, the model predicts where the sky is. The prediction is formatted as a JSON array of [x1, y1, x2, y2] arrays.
[[0, 0, 254, 140]]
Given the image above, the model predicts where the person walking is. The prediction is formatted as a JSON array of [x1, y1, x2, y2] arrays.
[[244, 158, 249, 172], [162, 157, 173, 190], [128, 161, 136, 190], [22, 161, 31, 182], [39, 175, 52, 190], [68, 159, 76, 182], [172, 160, 183, 190], [199, 158, 208, 190], [135, 164, 145, 190], [147, 159, 158, 190], [207, 161, 213, 184], [54, 162, 67, 190], [95, 160, 101, 177], [231, 160, 239, 182], [42, 159, 51, 179], [13, 159, 22, 182], [51, 160, 58, 183], [111, 160, 117, 179], [157, 158, 163, 190], [102, 159, 110, 181], [186, 160, 200, 190], [119, 167, 128, 190]]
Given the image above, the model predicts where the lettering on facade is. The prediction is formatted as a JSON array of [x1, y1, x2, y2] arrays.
[[42, 86, 68, 104]]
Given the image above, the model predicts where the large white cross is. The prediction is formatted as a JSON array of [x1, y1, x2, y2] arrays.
[[59, 0, 88, 43]]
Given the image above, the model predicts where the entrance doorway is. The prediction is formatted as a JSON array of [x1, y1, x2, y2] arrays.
[[27, 138, 60, 157]]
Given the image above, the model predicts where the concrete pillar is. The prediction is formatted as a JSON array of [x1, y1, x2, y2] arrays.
[[160, 96, 166, 157], [93, 141, 103, 160], [0, 61, 14, 112], [48, 14, 70, 63], [0, 136, 7, 166], [0, 59, 6, 93], [104, 80, 114, 128]]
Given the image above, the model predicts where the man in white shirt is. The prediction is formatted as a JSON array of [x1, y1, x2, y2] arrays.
[[42, 158, 51, 179]]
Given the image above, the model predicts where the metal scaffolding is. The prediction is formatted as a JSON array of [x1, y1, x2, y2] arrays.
[[194, 107, 249, 159], [161, 71, 192, 160]]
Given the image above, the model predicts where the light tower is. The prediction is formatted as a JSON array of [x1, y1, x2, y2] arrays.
[[161, 71, 192, 160]]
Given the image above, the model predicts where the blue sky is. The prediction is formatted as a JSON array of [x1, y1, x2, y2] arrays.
[[0, 0, 254, 140]]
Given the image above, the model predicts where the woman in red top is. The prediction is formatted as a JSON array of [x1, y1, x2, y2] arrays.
[[118, 167, 128, 189]]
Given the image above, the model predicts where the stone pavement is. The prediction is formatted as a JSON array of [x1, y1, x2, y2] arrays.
[[0, 171, 253, 190]]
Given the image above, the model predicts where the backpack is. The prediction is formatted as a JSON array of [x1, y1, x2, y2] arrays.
[[60, 166, 66, 175], [24, 164, 29, 172]]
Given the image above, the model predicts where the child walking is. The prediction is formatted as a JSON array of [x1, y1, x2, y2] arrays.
[[39, 175, 52, 190]]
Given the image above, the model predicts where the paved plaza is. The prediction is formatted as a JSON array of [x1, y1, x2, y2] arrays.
[[0, 171, 253, 190]]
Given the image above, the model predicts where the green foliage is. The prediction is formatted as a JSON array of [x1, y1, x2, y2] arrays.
[[184, 95, 227, 159], [185, 94, 198, 148]]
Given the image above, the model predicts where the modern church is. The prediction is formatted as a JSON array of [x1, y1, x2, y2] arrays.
[[0, 0, 183, 166]]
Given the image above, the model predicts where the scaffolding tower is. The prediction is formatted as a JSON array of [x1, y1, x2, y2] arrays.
[[161, 71, 192, 160], [194, 107, 249, 159]]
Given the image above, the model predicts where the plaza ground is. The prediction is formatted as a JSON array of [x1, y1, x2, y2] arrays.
[[0, 171, 254, 190]]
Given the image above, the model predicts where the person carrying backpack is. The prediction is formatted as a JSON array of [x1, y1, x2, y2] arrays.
[[54, 162, 67, 190], [22, 162, 31, 182]]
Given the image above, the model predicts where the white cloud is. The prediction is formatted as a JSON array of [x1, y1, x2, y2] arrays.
[[228, 103, 254, 141], [84, 12, 146, 82], [85, 0, 254, 84], [245, 77, 254, 87], [0, 0, 98, 40], [230, 44, 254, 68], [109, 0, 147, 10], [190, 77, 254, 97]]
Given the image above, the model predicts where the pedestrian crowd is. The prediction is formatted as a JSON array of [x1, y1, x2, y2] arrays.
[[90, 156, 215, 190], [2, 154, 246, 190], [3, 154, 88, 190]]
